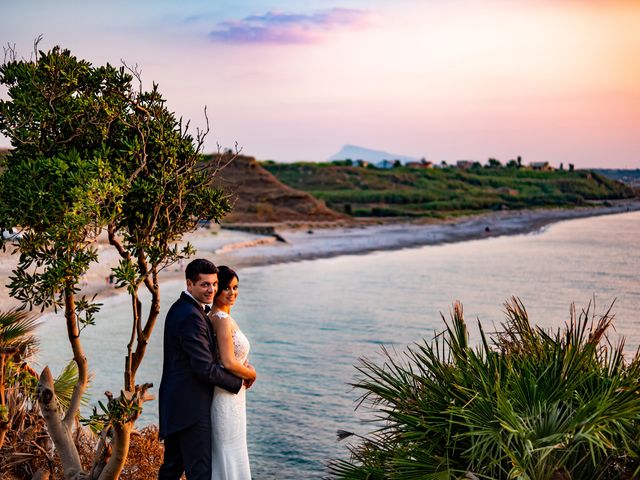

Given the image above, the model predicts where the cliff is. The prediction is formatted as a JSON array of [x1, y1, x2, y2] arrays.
[[206, 154, 345, 223]]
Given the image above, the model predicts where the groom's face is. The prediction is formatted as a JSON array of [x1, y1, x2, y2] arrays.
[[187, 273, 218, 306]]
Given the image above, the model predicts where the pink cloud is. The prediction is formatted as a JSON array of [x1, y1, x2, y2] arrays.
[[209, 8, 371, 44]]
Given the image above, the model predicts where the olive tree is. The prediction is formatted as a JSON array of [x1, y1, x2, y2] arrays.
[[0, 44, 231, 479]]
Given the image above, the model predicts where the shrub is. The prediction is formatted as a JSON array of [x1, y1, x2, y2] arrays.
[[330, 299, 640, 479]]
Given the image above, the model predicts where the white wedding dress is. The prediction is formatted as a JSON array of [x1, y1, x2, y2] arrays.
[[211, 311, 252, 480]]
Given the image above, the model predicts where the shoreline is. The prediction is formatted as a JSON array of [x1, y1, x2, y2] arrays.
[[1, 200, 639, 310], [210, 199, 640, 268]]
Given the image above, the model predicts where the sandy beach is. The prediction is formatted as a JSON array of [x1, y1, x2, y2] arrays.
[[1, 200, 639, 311]]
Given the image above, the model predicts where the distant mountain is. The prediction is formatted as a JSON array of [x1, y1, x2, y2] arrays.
[[329, 145, 419, 164]]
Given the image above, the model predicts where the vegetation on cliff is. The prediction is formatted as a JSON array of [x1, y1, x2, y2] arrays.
[[263, 162, 637, 218]]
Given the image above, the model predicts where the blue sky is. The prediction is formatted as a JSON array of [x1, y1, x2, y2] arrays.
[[1, 0, 639, 167]]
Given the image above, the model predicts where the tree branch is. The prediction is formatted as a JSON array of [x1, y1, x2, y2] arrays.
[[62, 288, 89, 429], [107, 224, 129, 261]]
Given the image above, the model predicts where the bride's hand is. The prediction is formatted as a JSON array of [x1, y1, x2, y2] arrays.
[[244, 378, 255, 389], [244, 362, 256, 389]]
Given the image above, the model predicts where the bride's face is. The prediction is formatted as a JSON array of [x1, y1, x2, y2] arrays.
[[216, 276, 239, 308]]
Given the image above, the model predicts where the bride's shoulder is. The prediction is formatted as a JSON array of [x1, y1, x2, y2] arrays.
[[210, 310, 233, 327]]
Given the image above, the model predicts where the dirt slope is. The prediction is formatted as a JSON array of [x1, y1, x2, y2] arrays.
[[208, 154, 345, 223]]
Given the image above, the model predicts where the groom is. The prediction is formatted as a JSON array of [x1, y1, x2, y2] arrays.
[[158, 258, 243, 480]]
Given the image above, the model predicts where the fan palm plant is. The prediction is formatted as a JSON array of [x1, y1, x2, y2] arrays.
[[0, 309, 39, 450], [330, 298, 640, 480], [0, 310, 88, 478]]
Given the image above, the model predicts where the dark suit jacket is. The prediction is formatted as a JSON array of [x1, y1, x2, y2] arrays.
[[159, 292, 243, 439]]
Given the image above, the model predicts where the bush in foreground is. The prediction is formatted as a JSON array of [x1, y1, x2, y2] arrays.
[[2, 424, 163, 479], [0, 308, 164, 479], [330, 298, 640, 479]]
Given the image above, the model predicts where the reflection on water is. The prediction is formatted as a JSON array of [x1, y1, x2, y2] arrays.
[[36, 211, 640, 479]]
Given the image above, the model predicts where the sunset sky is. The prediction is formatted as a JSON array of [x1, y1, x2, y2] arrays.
[[1, 0, 639, 167]]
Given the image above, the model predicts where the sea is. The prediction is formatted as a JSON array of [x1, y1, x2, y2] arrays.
[[36, 210, 640, 479]]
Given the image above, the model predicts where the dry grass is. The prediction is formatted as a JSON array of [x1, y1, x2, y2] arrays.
[[1, 424, 167, 479], [0, 408, 56, 479], [120, 425, 165, 479]]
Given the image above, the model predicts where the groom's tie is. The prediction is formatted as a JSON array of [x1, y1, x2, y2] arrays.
[[204, 305, 211, 313]]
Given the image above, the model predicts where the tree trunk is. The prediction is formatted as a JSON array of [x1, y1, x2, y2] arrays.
[[130, 270, 161, 386], [37, 366, 86, 480], [36, 288, 92, 480], [96, 423, 132, 480], [63, 288, 89, 425], [92, 383, 153, 480], [124, 290, 141, 392]]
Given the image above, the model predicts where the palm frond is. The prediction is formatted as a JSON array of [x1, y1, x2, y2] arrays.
[[329, 298, 640, 480], [0, 309, 40, 358], [53, 360, 91, 410]]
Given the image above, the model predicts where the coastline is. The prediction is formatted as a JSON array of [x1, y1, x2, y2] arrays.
[[1, 200, 639, 311], [219, 200, 640, 268]]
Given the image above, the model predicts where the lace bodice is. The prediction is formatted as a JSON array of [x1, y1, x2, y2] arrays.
[[212, 311, 250, 363]]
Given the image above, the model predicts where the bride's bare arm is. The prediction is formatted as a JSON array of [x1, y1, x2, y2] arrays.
[[213, 314, 256, 381]]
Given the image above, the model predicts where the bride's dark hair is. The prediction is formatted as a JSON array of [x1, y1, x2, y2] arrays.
[[214, 265, 239, 302]]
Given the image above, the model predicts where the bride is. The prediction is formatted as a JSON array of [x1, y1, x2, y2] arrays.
[[208, 266, 256, 479]]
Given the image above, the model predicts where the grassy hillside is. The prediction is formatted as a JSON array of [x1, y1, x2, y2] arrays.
[[262, 162, 637, 218]]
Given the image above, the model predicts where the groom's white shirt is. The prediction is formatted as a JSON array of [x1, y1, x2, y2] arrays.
[[183, 290, 209, 311]]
